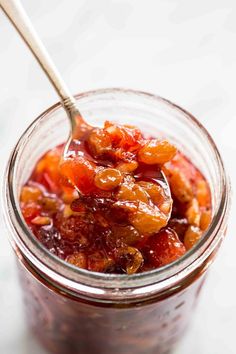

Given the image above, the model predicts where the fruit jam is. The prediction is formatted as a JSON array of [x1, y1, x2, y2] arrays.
[[20, 121, 211, 274]]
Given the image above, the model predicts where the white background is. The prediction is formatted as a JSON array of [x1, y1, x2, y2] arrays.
[[0, 1, 235, 353]]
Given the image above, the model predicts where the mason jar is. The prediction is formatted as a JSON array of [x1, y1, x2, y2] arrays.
[[3, 89, 230, 354]]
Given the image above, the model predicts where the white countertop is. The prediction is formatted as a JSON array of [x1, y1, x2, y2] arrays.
[[0, 1, 235, 353]]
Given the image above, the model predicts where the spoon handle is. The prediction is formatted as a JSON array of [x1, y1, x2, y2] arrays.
[[0, 0, 81, 126]]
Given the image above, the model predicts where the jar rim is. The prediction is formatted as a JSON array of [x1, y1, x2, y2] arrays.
[[3, 88, 230, 300]]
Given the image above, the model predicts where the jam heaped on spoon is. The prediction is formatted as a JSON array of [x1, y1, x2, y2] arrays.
[[20, 121, 212, 274]]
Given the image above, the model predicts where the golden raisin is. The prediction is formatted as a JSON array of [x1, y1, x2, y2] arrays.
[[31, 216, 52, 226], [111, 225, 140, 245], [88, 252, 114, 272], [66, 252, 87, 268], [138, 139, 177, 165], [116, 182, 136, 201], [112, 200, 138, 214], [137, 181, 165, 206], [63, 204, 84, 218], [116, 160, 138, 173], [184, 225, 202, 250], [159, 199, 173, 215], [132, 185, 150, 203], [62, 189, 78, 204], [40, 197, 59, 213], [196, 180, 210, 207], [200, 210, 212, 231], [87, 128, 111, 157], [170, 169, 193, 203], [94, 168, 123, 191], [20, 186, 42, 203], [116, 178, 149, 204], [63, 205, 74, 218], [117, 246, 143, 274], [129, 203, 167, 235], [186, 198, 200, 226], [59, 216, 89, 243], [137, 181, 172, 215]]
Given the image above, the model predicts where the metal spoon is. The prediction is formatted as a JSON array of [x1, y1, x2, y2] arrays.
[[0, 0, 172, 218], [0, 0, 91, 147]]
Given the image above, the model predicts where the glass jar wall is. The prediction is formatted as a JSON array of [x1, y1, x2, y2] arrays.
[[3, 89, 230, 354]]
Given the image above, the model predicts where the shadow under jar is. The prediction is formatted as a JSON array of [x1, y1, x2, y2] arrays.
[[3, 89, 230, 354]]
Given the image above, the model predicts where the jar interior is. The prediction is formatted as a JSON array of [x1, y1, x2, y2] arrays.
[[6, 89, 228, 294]]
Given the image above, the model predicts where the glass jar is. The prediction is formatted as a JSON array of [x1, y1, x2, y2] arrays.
[[3, 89, 230, 354]]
